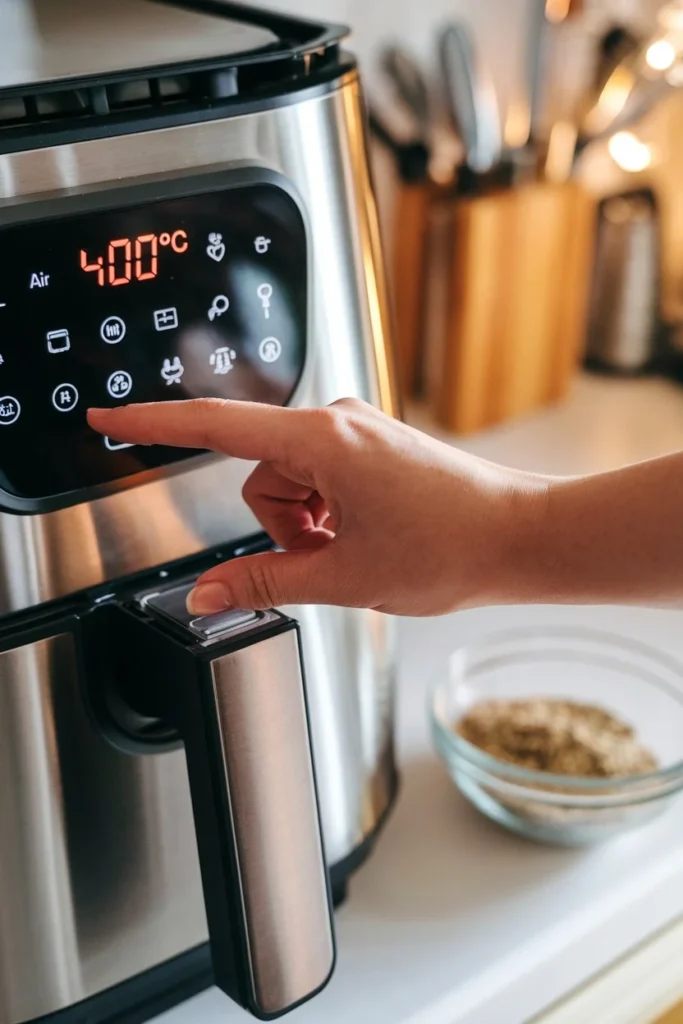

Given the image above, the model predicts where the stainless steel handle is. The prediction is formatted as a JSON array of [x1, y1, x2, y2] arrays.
[[204, 625, 335, 1017], [94, 596, 336, 1020]]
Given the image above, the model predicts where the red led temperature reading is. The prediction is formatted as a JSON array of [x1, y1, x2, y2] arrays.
[[80, 229, 189, 286]]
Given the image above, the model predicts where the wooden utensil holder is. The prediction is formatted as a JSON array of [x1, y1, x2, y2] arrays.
[[390, 176, 444, 398], [427, 180, 594, 435]]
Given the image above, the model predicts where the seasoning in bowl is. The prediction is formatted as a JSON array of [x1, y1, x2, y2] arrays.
[[455, 698, 658, 778]]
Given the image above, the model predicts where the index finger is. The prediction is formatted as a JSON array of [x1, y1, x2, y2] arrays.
[[87, 399, 307, 463]]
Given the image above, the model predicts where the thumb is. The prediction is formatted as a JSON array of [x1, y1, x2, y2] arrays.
[[187, 549, 343, 613]]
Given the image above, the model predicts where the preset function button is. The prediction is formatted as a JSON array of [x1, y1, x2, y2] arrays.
[[47, 329, 70, 354], [100, 316, 126, 343], [52, 383, 79, 412], [259, 337, 281, 363], [107, 370, 133, 399], [257, 282, 272, 319], [104, 437, 135, 451], [154, 307, 178, 331], [160, 356, 184, 385], [0, 396, 20, 425]]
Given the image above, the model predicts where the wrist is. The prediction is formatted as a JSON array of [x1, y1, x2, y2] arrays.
[[480, 468, 556, 607]]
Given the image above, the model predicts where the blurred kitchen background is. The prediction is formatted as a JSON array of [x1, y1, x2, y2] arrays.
[[257, 0, 683, 440]]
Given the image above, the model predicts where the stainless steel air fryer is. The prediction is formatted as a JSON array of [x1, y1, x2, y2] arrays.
[[0, 2, 399, 1021]]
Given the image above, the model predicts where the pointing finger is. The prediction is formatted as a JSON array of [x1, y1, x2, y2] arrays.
[[87, 399, 312, 464]]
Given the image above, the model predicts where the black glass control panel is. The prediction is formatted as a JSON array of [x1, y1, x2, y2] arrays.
[[0, 182, 307, 505]]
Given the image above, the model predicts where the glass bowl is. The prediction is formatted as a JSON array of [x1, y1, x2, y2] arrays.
[[430, 626, 683, 845]]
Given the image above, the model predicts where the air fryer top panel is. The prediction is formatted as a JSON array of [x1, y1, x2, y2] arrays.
[[0, 1, 352, 152], [0, 0, 346, 91], [0, 0, 283, 90]]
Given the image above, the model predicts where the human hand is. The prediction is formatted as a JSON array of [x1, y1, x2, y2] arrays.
[[87, 398, 547, 616]]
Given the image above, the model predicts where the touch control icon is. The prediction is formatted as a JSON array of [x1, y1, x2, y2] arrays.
[[161, 356, 184, 385], [154, 307, 178, 332], [52, 383, 79, 412], [0, 397, 20, 425], [104, 437, 134, 451], [206, 232, 226, 262], [257, 283, 272, 319], [210, 347, 236, 375], [100, 316, 126, 343], [30, 272, 50, 290], [107, 370, 133, 399], [258, 337, 282, 363], [47, 329, 70, 354], [208, 295, 229, 322]]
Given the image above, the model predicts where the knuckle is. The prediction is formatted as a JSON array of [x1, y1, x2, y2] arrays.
[[237, 556, 281, 609], [308, 405, 342, 429], [323, 399, 377, 450], [329, 396, 366, 412], [307, 403, 357, 446], [241, 472, 257, 506]]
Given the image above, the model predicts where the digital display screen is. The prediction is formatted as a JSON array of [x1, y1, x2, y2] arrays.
[[0, 183, 307, 504]]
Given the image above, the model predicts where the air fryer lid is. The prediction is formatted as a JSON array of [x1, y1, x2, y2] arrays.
[[0, 0, 347, 93]]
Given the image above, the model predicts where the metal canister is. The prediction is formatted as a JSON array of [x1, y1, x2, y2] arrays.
[[585, 191, 659, 374]]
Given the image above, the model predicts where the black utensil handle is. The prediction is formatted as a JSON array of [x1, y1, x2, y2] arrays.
[[185, 620, 335, 1019], [368, 110, 430, 182]]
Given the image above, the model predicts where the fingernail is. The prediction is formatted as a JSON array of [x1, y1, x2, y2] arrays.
[[187, 582, 232, 616]]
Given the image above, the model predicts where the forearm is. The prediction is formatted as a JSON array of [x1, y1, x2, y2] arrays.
[[509, 452, 683, 607]]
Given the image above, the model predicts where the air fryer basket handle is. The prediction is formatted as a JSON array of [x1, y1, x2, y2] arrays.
[[183, 619, 335, 1019]]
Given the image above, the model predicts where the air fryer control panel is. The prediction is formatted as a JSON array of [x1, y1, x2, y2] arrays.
[[0, 182, 307, 505]]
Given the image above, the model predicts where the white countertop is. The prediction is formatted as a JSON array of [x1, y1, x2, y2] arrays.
[[155, 376, 683, 1024]]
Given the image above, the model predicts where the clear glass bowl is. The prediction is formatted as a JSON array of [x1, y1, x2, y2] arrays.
[[430, 627, 683, 845]]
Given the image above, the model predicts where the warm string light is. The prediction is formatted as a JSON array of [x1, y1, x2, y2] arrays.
[[608, 131, 652, 172], [646, 39, 676, 71]]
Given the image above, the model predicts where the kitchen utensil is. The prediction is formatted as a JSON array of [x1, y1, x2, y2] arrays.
[[438, 21, 502, 175], [578, 26, 677, 151], [0, 2, 400, 1022], [527, 0, 548, 150], [368, 108, 430, 181], [381, 44, 431, 130], [585, 191, 659, 374], [431, 627, 683, 846], [545, 0, 585, 21], [526, 0, 597, 182], [591, 24, 641, 96]]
